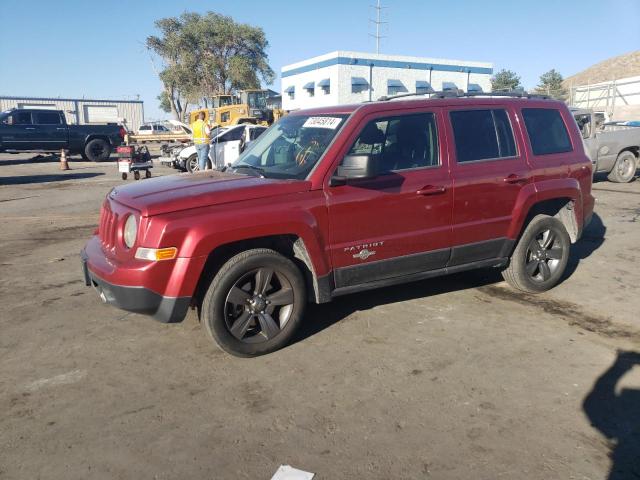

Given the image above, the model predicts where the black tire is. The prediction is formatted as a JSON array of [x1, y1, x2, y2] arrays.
[[121, 172, 127, 180], [502, 215, 570, 293], [607, 151, 637, 183], [201, 248, 306, 357], [134, 170, 140, 180], [84, 138, 111, 162], [145, 170, 152, 178], [186, 154, 199, 174]]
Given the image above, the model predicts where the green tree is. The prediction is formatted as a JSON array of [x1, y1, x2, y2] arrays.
[[157, 91, 173, 114], [491, 69, 522, 92], [147, 12, 274, 119], [535, 69, 568, 100]]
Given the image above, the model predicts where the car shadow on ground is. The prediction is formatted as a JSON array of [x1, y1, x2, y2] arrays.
[[583, 350, 640, 479], [297, 213, 607, 344], [0, 172, 104, 186], [0, 153, 81, 167], [295, 267, 503, 344], [563, 212, 606, 280]]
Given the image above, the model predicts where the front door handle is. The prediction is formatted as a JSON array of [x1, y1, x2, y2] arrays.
[[503, 174, 527, 184], [416, 185, 446, 195], [25, 127, 35, 130]]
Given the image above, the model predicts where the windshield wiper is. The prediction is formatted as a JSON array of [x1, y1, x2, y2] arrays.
[[232, 163, 266, 177]]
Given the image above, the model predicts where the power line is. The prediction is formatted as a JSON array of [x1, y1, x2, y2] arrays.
[[369, 0, 388, 54]]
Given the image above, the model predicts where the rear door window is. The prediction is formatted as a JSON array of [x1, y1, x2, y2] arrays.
[[35, 111, 62, 125], [450, 109, 517, 162], [522, 108, 572, 155]]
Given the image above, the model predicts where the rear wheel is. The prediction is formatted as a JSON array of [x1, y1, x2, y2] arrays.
[[502, 215, 570, 293], [84, 138, 111, 162], [607, 151, 637, 183], [201, 249, 306, 357], [134, 170, 140, 180], [186, 154, 199, 173], [145, 170, 152, 178]]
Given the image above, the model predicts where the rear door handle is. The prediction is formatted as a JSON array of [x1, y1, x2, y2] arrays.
[[416, 185, 446, 195], [503, 174, 527, 184], [25, 127, 35, 130]]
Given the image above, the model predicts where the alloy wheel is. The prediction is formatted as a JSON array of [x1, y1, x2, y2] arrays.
[[90, 143, 105, 157], [617, 156, 634, 179], [525, 229, 564, 282], [188, 156, 200, 172], [223, 268, 295, 343]]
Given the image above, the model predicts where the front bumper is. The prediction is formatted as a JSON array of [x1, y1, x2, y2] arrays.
[[159, 156, 177, 168], [81, 251, 190, 323]]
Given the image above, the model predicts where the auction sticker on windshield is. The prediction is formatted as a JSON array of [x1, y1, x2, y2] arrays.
[[302, 117, 343, 129]]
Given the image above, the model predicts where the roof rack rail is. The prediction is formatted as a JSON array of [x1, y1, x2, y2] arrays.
[[377, 90, 551, 101]]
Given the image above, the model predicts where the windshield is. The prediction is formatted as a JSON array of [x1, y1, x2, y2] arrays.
[[247, 92, 268, 109], [231, 114, 349, 179]]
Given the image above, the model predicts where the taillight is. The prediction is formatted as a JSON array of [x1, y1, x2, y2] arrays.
[[119, 127, 126, 139]]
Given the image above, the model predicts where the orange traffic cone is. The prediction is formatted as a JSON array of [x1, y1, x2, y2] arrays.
[[60, 149, 70, 171]]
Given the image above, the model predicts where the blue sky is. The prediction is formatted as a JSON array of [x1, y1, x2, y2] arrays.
[[1, 0, 638, 120]]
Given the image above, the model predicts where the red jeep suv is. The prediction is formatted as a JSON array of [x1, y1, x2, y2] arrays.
[[81, 94, 595, 357]]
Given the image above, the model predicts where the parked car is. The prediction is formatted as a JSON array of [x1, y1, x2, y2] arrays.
[[0, 108, 125, 161], [161, 124, 268, 172], [81, 94, 595, 357], [137, 124, 171, 135], [572, 108, 640, 182]]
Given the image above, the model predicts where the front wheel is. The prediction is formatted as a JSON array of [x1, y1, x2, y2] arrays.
[[502, 215, 570, 293], [607, 151, 637, 183], [186, 154, 199, 173], [201, 249, 306, 357]]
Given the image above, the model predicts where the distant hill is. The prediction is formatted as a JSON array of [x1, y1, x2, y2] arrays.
[[563, 50, 640, 87]]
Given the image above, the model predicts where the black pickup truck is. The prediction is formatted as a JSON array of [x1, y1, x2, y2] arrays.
[[0, 108, 125, 161]]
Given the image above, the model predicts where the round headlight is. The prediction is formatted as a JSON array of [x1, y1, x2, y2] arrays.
[[123, 215, 137, 249]]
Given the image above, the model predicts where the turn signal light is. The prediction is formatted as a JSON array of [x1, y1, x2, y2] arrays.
[[135, 247, 178, 261]]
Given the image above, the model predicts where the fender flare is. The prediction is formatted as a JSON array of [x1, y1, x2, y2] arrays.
[[507, 178, 583, 240]]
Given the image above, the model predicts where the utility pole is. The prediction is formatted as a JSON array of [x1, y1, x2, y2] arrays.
[[369, 0, 387, 54]]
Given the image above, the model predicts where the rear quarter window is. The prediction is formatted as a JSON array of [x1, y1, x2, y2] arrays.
[[522, 108, 572, 155]]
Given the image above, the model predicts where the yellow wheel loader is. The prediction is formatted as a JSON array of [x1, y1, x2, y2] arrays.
[[189, 90, 284, 128]]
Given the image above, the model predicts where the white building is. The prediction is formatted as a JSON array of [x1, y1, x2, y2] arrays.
[[281, 51, 493, 111], [0, 96, 145, 131]]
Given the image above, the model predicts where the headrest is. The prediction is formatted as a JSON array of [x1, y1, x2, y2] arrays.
[[359, 123, 385, 145]]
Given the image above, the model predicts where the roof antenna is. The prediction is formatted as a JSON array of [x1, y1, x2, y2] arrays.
[[369, 0, 388, 54]]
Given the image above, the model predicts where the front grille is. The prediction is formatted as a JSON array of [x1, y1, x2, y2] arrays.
[[99, 202, 118, 250]]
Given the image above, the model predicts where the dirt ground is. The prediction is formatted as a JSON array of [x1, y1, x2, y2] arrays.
[[0, 151, 639, 480]]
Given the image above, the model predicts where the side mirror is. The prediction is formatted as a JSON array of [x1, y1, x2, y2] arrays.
[[333, 154, 378, 185]]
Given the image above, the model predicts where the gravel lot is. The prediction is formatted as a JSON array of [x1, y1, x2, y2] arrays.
[[0, 151, 639, 479]]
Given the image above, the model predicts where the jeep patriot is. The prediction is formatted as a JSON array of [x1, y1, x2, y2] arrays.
[[81, 95, 595, 356]]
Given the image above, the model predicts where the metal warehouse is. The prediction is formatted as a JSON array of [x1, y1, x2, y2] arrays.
[[281, 51, 493, 110], [0, 96, 144, 131]]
